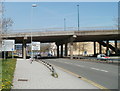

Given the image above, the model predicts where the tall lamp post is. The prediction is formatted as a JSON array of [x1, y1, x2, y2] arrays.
[[77, 5, 81, 55], [64, 18, 66, 31], [31, 4, 37, 60], [77, 5, 79, 31]]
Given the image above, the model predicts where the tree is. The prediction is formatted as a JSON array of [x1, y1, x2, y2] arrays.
[[1, 18, 13, 34], [0, 2, 13, 34]]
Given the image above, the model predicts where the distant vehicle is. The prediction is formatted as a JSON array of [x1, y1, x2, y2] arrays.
[[34, 54, 41, 59], [97, 54, 110, 60]]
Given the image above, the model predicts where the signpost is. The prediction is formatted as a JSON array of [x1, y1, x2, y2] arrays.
[[2, 40, 15, 59], [31, 42, 40, 59], [2, 40, 15, 51], [32, 42, 40, 51]]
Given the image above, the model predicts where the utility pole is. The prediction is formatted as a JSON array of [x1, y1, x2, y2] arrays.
[[77, 5, 79, 31], [31, 4, 37, 60], [64, 18, 66, 31]]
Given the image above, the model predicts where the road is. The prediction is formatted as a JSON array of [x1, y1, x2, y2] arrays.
[[43, 58, 118, 89]]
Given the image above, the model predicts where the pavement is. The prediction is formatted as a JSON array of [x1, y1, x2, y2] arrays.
[[11, 59, 98, 89]]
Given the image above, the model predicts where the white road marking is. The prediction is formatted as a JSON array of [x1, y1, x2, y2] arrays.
[[91, 67, 108, 72], [76, 65, 85, 67], [100, 70, 108, 72], [91, 67, 100, 71]]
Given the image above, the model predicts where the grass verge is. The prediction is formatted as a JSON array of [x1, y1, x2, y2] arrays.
[[2, 59, 17, 91], [0, 59, 2, 90]]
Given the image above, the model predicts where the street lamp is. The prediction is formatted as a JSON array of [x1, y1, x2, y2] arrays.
[[77, 5, 79, 31], [31, 4, 37, 60], [64, 18, 66, 31]]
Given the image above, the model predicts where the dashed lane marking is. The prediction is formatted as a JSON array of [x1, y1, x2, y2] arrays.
[[91, 67, 108, 73]]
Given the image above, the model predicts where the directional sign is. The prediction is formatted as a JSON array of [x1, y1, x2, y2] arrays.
[[2, 40, 15, 51], [32, 42, 40, 51]]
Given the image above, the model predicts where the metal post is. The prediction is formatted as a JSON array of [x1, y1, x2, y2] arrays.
[[64, 18, 66, 31], [61, 44, 63, 58], [12, 51, 14, 59], [77, 5, 79, 31], [31, 4, 37, 60]]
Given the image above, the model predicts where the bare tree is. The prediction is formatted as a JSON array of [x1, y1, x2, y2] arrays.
[[0, 2, 13, 34], [73, 42, 89, 55], [40, 43, 51, 52], [113, 17, 120, 29], [1, 18, 13, 34]]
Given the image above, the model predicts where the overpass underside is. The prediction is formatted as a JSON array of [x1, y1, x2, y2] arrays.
[[2, 30, 120, 59]]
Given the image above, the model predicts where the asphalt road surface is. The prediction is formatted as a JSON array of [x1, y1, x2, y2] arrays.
[[43, 58, 118, 89]]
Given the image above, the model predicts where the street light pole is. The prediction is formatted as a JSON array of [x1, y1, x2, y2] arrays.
[[31, 4, 37, 60], [77, 5, 79, 31], [64, 18, 66, 31], [77, 5, 80, 55]]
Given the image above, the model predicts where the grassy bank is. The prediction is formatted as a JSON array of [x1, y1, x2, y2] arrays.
[[2, 59, 17, 91], [0, 59, 2, 90]]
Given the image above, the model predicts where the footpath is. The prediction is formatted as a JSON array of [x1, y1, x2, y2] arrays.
[[11, 59, 98, 89]]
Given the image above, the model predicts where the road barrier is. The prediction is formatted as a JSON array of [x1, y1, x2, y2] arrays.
[[37, 59, 58, 78]]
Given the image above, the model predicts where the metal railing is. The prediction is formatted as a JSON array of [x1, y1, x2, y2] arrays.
[[6, 26, 117, 34]]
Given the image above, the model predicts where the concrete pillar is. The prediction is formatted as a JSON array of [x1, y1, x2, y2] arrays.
[[57, 44, 59, 58], [94, 42, 96, 55], [99, 42, 102, 54], [61, 44, 63, 58], [115, 40, 118, 55], [22, 39, 27, 59], [65, 43, 68, 57], [70, 42, 73, 59], [106, 40, 109, 55]]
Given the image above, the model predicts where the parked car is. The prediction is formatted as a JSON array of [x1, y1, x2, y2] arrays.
[[34, 54, 41, 59], [97, 54, 110, 60]]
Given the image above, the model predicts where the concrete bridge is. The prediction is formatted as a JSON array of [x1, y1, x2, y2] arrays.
[[2, 30, 120, 59]]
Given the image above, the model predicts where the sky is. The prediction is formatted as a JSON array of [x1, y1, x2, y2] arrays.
[[3, 2, 118, 32]]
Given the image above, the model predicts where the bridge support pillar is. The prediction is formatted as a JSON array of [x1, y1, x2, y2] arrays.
[[61, 44, 63, 58], [57, 44, 59, 58], [99, 42, 102, 54], [70, 42, 73, 59], [65, 43, 68, 57], [22, 39, 27, 59], [115, 40, 118, 55], [106, 40, 109, 56], [94, 42, 96, 56]]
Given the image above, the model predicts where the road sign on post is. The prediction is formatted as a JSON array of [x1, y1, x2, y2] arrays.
[[32, 42, 40, 51], [2, 40, 15, 51]]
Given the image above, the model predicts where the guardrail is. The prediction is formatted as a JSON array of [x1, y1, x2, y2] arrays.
[[36, 59, 58, 78], [72, 56, 120, 64], [3, 26, 117, 34]]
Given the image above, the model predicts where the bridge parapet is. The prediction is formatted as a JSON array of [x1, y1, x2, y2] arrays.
[[2, 31, 75, 38], [75, 30, 118, 36]]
